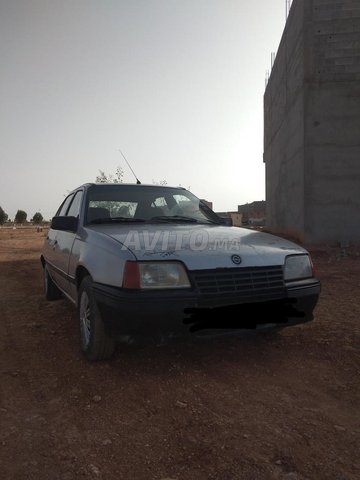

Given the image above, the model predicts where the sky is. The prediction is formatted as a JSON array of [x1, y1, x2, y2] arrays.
[[0, 0, 287, 220]]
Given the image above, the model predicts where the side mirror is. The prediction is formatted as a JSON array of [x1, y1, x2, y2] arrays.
[[51, 216, 78, 232]]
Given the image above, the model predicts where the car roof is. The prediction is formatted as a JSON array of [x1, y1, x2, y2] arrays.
[[75, 183, 186, 191]]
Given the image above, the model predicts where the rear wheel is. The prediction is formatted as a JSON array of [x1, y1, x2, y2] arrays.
[[78, 276, 116, 361], [44, 264, 62, 300]]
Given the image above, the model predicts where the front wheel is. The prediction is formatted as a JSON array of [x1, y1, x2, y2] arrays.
[[78, 276, 116, 361]]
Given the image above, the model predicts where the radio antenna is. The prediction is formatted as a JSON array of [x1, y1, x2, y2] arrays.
[[118, 149, 141, 184]]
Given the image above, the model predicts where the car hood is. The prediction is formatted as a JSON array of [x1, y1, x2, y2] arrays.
[[88, 224, 307, 270]]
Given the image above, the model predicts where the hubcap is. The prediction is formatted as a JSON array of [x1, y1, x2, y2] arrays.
[[80, 291, 91, 348]]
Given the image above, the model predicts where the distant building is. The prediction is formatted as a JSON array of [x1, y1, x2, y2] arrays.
[[216, 211, 243, 227], [237, 201, 266, 224]]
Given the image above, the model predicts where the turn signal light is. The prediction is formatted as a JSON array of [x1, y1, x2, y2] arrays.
[[122, 261, 140, 289]]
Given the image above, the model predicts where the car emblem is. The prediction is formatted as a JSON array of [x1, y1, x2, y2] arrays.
[[231, 254, 242, 265]]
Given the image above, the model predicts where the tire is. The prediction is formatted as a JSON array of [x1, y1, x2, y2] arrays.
[[44, 264, 62, 300], [78, 276, 116, 361]]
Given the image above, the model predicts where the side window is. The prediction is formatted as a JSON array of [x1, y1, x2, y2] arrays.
[[67, 191, 83, 217], [56, 194, 74, 217]]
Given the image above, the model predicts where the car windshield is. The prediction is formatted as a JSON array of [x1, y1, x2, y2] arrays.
[[85, 184, 222, 225]]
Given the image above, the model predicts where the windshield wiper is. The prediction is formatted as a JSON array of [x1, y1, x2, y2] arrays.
[[89, 216, 146, 224], [149, 215, 199, 223]]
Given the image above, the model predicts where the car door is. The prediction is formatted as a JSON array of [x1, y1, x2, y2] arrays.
[[52, 190, 83, 296], [44, 193, 75, 289]]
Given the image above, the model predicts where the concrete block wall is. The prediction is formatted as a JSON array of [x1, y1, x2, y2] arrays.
[[263, 0, 306, 239], [264, 0, 360, 244], [310, 0, 360, 82]]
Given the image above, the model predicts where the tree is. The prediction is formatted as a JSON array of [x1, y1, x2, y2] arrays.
[[96, 166, 124, 184], [0, 206, 8, 225], [32, 212, 43, 224], [94, 166, 133, 217], [152, 179, 167, 186], [15, 210, 27, 223]]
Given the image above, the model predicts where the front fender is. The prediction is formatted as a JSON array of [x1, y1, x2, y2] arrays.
[[69, 227, 136, 290]]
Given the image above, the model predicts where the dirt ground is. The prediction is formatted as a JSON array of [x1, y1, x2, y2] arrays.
[[0, 228, 359, 480]]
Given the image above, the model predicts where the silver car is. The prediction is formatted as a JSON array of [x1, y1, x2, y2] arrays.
[[41, 183, 320, 360]]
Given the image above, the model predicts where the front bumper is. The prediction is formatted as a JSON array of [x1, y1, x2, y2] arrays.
[[92, 278, 321, 336]]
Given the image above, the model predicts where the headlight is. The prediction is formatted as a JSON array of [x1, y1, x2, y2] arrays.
[[139, 262, 190, 289], [122, 261, 191, 289], [284, 254, 313, 281]]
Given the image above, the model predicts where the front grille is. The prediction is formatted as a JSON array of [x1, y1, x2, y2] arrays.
[[190, 266, 285, 302]]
